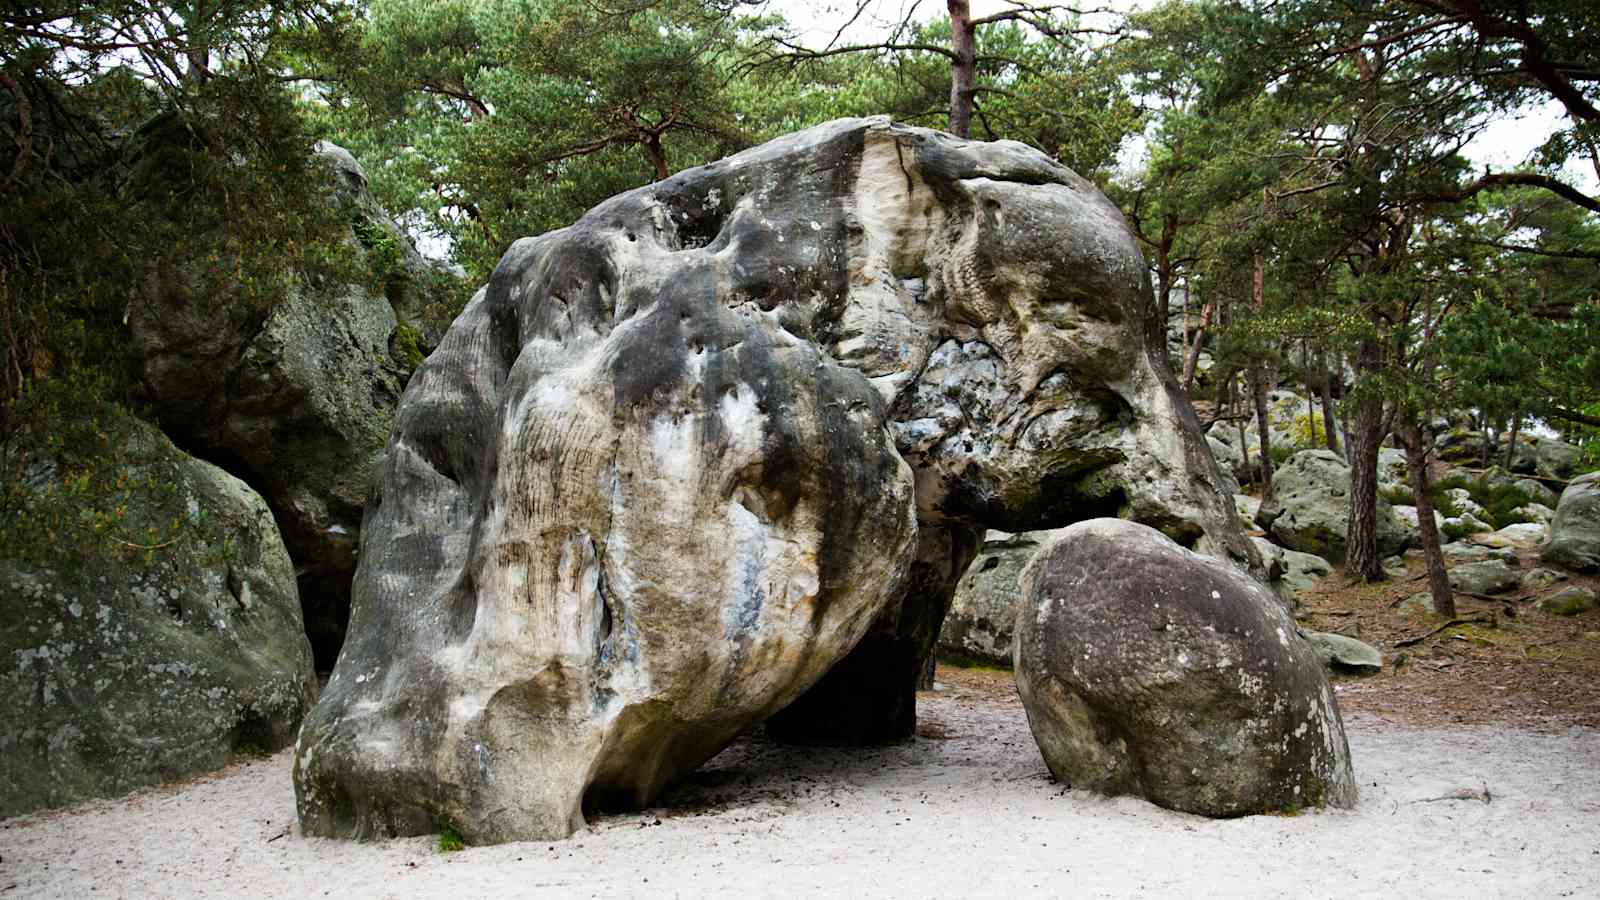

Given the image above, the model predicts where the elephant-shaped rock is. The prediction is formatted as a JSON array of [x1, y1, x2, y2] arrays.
[[294, 117, 1253, 843]]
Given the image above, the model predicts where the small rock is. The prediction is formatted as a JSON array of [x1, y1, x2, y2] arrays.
[[1300, 631, 1383, 675], [1536, 586, 1597, 617], [1400, 592, 1440, 616], [1520, 568, 1568, 591], [1015, 519, 1356, 816], [1444, 512, 1493, 536], [1445, 488, 1489, 520], [1513, 479, 1559, 508], [1448, 560, 1521, 595], [1471, 522, 1547, 550], [1278, 549, 1334, 606], [1513, 503, 1556, 526]]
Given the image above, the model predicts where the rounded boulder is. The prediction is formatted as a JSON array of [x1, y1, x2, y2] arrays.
[[1014, 518, 1357, 816]]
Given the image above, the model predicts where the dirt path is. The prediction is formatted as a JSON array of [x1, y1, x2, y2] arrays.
[[3, 668, 1597, 899]]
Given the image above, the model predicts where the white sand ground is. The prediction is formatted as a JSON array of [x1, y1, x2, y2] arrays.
[[3, 679, 1597, 900]]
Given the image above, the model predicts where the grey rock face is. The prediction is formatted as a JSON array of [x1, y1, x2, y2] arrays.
[[1248, 538, 1334, 606], [938, 530, 1063, 666], [128, 144, 454, 667], [1278, 548, 1335, 605], [1256, 449, 1408, 562], [293, 118, 1254, 844], [1015, 519, 1356, 816], [0, 416, 316, 817], [1543, 472, 1600, 573]]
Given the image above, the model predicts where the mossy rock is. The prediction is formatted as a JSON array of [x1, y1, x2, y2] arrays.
[[1, 410, 317, 817]]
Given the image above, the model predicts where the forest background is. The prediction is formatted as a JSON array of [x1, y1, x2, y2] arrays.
[[3, 0, 1598, 604]]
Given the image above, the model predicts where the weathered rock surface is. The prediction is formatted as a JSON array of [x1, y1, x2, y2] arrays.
[[1448, 559, 1521, 596], [1515, 478, 1560, 508], [937, 530, 1061, 667], [1250, 538, 1334, 607], [293, 119, 1254, 844], [1472, 522, 1547, 550], [1256, 449, 1408, 562], [1393, 504, 1444, 532], [1521, 568, 1567, 592], [1530, 437, 1582, 480], [1015, 519, 1356, 817], [1543, 472, 1600, 573], [1537, 586, 1597, 617], [128, 143, 456, 667], [1514, 503, 1556, 526], [1, 414, 316, 817], [1377, 447, 1408, 485], [1300, 631, 1383, 675]]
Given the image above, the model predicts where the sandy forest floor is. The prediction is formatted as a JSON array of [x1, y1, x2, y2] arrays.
[[4, 549, 1599, 898], [1298, 546, 1600, 730], [4, 648, 1599, 899]]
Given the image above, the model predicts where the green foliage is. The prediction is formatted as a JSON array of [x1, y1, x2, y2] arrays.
[[1379, 484, 1415, 507], [393, 322, 426, 372], [2, 3, 358, 434], [299, 0, 778, 279], [436, 823, 467, 853], [1430, 475, 1537, 530], [0, 377, 194, 572]]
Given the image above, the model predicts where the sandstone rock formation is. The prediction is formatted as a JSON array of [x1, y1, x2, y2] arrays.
[[1, 414, 316, 816], [294, 117, 1254, 843], [128, 144, 457, 667], [937, 530, 1062, 666], [1543, 472, 1600, 573], [1014, 519, 1357, 816], [1256, 449, 1408, 562]]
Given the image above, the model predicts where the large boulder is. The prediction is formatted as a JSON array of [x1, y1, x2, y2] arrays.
[[128, 143, 458, 668], [0, 412, 317, 817], [293, 118, 1254, 844], [1256, 449, 1408, 562], [1542, 472, 1600, 573], [1014, 519, 1357, 816]]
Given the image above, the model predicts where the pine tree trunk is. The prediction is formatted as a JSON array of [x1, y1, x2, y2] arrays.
[[1249, 253, 1273, 495], [1232, 377, 1252, 486], [1251, 367, 1274, 497], [1401, 419, 1454, 616], [1320, 349, 1341, 456], [1504, 413, 1521, 470], [1345, 339, 1384, 581], [947, 1, 975, 138], [1182, 301, 1212, 392]]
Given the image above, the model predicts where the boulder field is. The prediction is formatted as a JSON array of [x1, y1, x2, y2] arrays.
[[292, 117, 1256, 844]]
